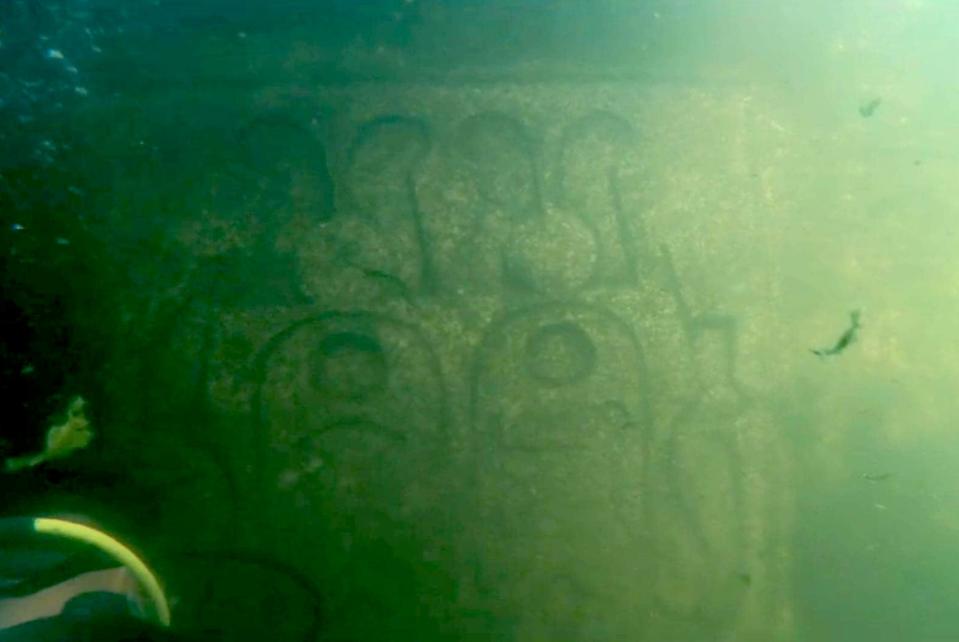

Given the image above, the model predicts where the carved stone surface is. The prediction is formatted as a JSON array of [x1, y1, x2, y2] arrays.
[[135, 79, 795, 641]]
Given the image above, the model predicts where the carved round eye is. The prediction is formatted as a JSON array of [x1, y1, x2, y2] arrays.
[[524, 321, 597, 387], [310, 331, 388, 401]]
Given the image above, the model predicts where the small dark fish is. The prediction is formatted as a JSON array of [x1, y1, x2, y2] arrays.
[[859, 97, 882, 118], [811, 310, 861, 357], [862, 472, 893, 482]]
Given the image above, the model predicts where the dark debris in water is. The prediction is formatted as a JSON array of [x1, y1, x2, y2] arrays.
[[859, 97, 882, 118]]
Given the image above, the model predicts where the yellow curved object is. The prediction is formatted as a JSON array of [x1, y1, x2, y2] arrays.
[[33, 517, 171, 626]]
